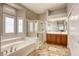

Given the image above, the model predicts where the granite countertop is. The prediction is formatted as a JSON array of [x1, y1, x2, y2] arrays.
[[47, 32, 67, 34]]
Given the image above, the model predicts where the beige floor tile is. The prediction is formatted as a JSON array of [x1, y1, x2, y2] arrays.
[[28, 43, 71, 56]]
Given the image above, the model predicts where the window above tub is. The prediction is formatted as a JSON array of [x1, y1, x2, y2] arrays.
[[4, 16, 15, 33], [17, 17, 24, 33]]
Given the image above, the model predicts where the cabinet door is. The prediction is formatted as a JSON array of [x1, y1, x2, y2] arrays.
[[47, 34, 51, 43], [46, 34, 49, 42], [47, 34, 56, 44], [49, 34, 52, 43], [56, 34, 61, 45], [51, 34, 56, 44], [61, 35, 67, 46]]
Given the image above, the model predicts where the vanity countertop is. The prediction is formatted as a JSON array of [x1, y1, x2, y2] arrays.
[[47, 32, 67, 34]]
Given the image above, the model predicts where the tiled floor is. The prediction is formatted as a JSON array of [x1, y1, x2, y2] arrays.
[[28, 43, 71, 56]]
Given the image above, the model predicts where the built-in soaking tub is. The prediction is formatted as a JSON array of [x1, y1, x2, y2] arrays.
[[1, 37, 39, 56]]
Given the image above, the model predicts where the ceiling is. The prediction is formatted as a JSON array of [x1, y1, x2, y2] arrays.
[[21, 3, 66, 14]]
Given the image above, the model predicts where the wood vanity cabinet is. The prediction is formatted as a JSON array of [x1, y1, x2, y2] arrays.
[[47, 34, 56, 44], [46, 34, 67, 46], [56, 34, 61, 45], [61, 34, 67, 46]]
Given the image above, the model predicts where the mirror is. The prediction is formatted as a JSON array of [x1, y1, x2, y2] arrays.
[[46, 20, 67, 32]]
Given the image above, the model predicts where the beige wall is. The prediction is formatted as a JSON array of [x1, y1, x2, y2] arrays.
[[0, 4, 3, 55], [48, 8, 67, 20], [0, 6, 1, 55], [67, 3, 79, 56], [26, 9, 39, 20], [0, 4, 3, 35], [39, 11, 48, 20], [7, 3, 39, 20]]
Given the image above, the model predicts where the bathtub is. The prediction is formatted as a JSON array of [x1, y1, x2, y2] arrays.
[[1, 37, 39, 56]]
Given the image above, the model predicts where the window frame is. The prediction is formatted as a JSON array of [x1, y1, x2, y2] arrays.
[[28, 21, 34, 33], [3, 14, 16, 36], [34, 21, 38, 32], [17, 17, 24, 34]]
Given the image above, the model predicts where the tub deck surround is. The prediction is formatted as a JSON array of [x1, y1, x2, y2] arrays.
[[1, 37, 39, 56], [2, 41, 35, 56], [1, 37, 24, 46], [28, 43, 70, 56]]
